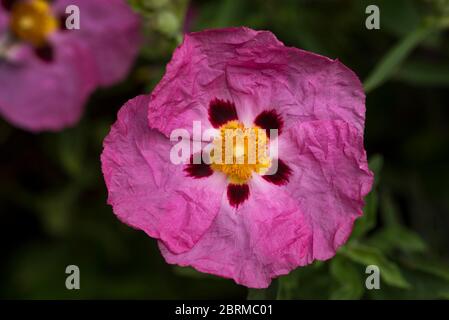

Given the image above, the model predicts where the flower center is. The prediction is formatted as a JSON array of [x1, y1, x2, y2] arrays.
[[210, 120, 271, 184], [9, 0, 58, 47]]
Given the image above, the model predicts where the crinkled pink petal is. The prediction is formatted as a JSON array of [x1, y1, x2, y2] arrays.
[[53, 0, 141, 86], [101, 95, 227, 254], [160, 175, 313, 288], [160, 120, 372, 288], [279, 119, 373, 260], [0, 34, 97, 132], [148, 27, 365, 137]]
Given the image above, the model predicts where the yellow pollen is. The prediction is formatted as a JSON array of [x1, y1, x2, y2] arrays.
[[210, 120, 271, 184], [10, 0, 58, 47]]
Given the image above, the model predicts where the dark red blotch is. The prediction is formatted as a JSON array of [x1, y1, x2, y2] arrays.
[[208, 98, 238, 128], [254, 109, 283, 138], [227, 183, 250, 208], [34, 44, 54, 63], [184, 154, 213, 179], [262, 159, 292, 186], [1, 0, 16, 10]]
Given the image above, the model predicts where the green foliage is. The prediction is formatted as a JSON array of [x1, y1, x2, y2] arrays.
[[363, 25, 434, 93], [247, 280, 279, 300], [363, 0, 449, 92], [276, 262, 331, 300], [395, 59, 449, 87], [366, 226, 427, 255], [340, 244, 410, 289], [329, 256, 364, 300]]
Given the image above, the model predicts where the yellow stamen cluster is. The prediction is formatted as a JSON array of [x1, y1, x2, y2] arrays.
[[210, 120, 271, 184], [10, 0, 58, 47]]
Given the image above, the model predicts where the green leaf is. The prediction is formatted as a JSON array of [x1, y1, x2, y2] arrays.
[[36, 186, 80, 236], [374, 0, 420, 37], [367, 226, 427, 255], [368, 154, 384, 188], [380, 192, 402, 226], [247, 279, 278, 300], [395, 59, 449, 87], [277, 262, 330, 299], [330, 255, 364, 300], [401, 255, 449, 282], [340, 243, 410, 289], [215, 0, 242, 28], [276, 270, 301, 300], [57, 127, 86, 178], [364, 25, 435, 93], [366, 267, 449, 299], [438, 290, 449, 300]]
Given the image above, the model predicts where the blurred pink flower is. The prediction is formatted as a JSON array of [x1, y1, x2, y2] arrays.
[[101, 27, 374, 288], [0, 0, 141, 132]]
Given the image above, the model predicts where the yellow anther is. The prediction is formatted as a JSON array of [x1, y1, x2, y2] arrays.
[[210, 120, 271, 184], [10, 0, 58, 47]]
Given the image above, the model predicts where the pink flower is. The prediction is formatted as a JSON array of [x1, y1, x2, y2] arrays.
[[0, 0, 141, 132], [101, 27, 374, 288]]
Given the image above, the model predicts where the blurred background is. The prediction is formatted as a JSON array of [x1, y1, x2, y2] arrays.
[[1, 0, 449, 299]]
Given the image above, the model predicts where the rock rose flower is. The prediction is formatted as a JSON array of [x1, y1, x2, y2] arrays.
[[101, 27, 374, 288], [0, 0, 141, 131]]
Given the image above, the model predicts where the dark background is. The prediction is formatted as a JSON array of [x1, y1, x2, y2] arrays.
[[1, 0, 448, 299]]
